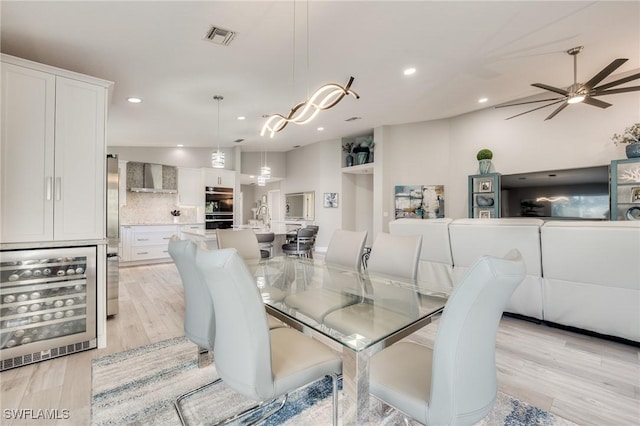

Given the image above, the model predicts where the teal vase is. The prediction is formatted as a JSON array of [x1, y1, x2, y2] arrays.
[[626, 144, 640, 159]]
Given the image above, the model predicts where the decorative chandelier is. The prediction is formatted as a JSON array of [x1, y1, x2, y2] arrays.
[[260, 77, 359, 138], [260, 0, 359, 138], [211, 95, 225, 169]]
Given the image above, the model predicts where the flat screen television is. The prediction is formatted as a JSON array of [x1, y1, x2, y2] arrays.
[[501, 166, 610, 220]]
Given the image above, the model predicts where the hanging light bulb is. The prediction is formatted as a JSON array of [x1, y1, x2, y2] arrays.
[[257, 175, 266, 186], [260, 166, 271, 179], [211, 95, 225, 169]]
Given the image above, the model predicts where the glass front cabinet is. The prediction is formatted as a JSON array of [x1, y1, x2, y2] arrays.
[[468, 173, 501, 218], [610, 158, 640, 221]]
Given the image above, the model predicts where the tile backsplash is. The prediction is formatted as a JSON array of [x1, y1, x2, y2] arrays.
[[120, 192, 198, 225]]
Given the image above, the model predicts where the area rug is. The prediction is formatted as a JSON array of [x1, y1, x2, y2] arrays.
[[91, 336, 576, 425]]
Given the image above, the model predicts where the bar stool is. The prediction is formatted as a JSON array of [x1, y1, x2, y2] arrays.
[[281, 227, 315, 258], [256, 232, 275, 259]]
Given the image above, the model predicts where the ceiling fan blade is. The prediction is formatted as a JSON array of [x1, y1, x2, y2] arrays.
[[592, 86, 640, 96], [504, 99, 565, 120], [495, 97, 564, 108], [593, 72, 640, 91], [582, 58, 628, 90], [532, 83, 569, 96], [545, 101, 569, 120], [582, 97, 612, 109]]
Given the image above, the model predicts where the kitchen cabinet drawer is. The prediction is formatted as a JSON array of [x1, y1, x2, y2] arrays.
[[130, 245, 171, 261], [132, 231, 175, 246]]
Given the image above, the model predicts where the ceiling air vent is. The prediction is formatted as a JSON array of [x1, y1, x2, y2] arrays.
[[204, 26, 236, 46]]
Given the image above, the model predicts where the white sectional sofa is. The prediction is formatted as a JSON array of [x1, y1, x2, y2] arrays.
[[388, 218, 640, 343]]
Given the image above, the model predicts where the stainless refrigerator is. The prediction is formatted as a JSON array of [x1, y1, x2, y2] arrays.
[[106, 155, 119, 316]]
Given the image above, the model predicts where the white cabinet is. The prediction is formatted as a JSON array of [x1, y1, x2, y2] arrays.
[[178, 167, 203, 206], [121, 225, 178, 263], [202, 168, 235, 188], [0, 56, 111, 244]]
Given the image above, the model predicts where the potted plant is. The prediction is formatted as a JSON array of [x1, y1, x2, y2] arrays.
[[476, 148, 493, 174], [612, 123, 640, 158], [342, 142, 355, 167]]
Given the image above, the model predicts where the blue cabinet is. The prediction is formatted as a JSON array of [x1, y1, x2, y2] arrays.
[[468, 173, 501, 218], [610, 158, 640, 221]]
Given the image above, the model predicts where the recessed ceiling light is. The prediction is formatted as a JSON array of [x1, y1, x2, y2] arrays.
[[403, 67, 416, 76], [249, 175, 255, 178], [127, 97, 142, 103], [478, 97, 488, 103], [317, 127, 324, 131], [177, 144, 184, 147], [237, 116, 246, 120]]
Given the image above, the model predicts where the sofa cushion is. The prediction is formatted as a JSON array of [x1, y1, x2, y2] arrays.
[[541, 221, 640, 342], [448, 218, 544, 319]]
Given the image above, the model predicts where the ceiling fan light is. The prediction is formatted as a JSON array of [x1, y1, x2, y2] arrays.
[[567, 94, 585, 104]]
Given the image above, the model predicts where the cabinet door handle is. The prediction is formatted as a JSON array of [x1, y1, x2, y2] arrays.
[[162, 237, 170, 240], [55, 177, 62, 201], [137, 238, 149, 241], [45, 177, 53, 201], [137, 251, 149, 255]]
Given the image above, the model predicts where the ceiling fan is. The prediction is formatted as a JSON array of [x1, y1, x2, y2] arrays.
[[496, 46, 640, 120]]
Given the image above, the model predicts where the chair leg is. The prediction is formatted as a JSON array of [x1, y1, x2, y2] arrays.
[[174, 377, 223, 425], [216, 395, 287, 426], [331, 373, 338, 426], [197, 345, 211, 368]]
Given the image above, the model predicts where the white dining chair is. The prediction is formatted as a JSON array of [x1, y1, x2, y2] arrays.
[[284, 229, 367, 323], [367, 232, 422, 281], [369, 250, 526, 425], [195, 247, 342, 425]]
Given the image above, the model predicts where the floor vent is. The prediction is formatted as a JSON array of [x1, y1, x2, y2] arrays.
[[1, 339, 96, 371], [204, 26, 236, 46]]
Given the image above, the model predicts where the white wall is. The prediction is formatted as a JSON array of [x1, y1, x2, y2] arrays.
[[107, 146, 236, 169], [282, 139, 343, 249], [241, 151, 286, 178]]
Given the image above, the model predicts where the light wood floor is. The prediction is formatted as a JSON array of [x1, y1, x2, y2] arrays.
[[1, 262, 638, 425]]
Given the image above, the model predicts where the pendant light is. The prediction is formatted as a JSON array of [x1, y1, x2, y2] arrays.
[[260, 0, 359, 138], [211, 95, 225, 168], [260, 137, 271, 179]]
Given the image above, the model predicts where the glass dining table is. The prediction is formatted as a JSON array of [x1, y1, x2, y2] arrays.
[[249, 256, 448, 425]]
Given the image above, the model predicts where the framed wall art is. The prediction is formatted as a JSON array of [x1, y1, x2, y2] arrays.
[[323, 192, 339, 208], [394, 185, 444, 219], [478, 179, 493, 192]]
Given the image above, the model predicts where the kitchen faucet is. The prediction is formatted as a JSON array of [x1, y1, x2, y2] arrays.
[[256, 203, 270, 228]]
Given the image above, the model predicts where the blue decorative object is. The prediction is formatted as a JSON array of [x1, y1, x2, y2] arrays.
[[479, 159, 492, 174], [476, 195, 495, 206], [345, 154, 354, 167], [626, 143, 640, 159]]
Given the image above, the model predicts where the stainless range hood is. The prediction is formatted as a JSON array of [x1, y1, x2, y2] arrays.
[[128, 162, 178, 194]]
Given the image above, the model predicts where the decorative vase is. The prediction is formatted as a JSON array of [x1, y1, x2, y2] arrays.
[[478, 159, 492, 174], [345, 154, 354, 167], [626, 143, 640, 159], [173, 216, 179, 224], [356, 152, 368, 165], [353, 146, 370, 165], [476, 195, 495, 206]]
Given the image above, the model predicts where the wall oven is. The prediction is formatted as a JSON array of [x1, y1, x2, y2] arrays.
[[205, 187, 234, 230]]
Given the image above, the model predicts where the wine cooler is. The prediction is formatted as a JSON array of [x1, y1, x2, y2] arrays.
[[0, 246, 97, 370]]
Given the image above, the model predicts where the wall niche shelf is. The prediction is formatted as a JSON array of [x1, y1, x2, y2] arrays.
[[342, 163, 374, 174]]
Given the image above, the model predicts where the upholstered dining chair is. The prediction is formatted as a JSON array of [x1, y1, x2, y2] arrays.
[[168, 237, 283, 425], [367, 232, 422, 281], [284, 229, 368, 324], [369, 250, 526, 426], [217, 229, 286, 304], [195, 247, 342, 425], [216, 228, 261, 260]]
